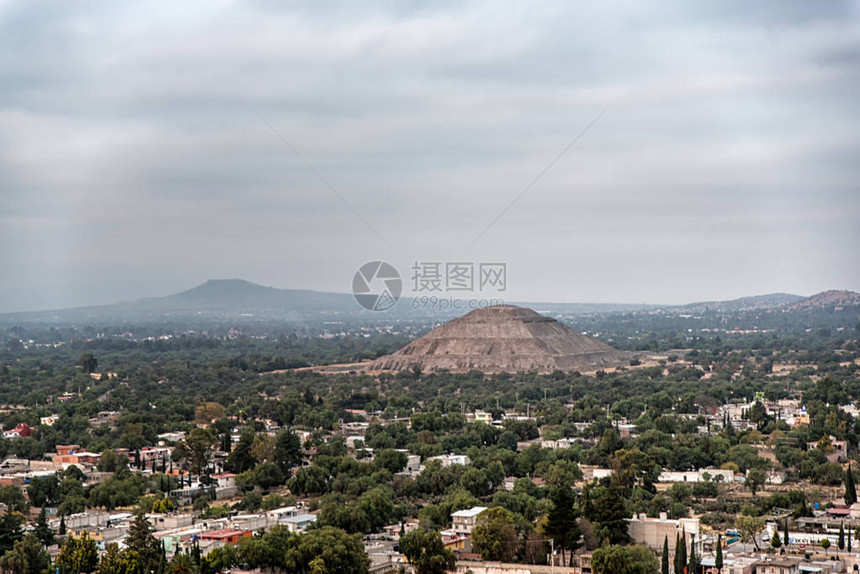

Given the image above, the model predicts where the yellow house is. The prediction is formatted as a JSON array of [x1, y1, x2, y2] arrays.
[[473, 411, 492, 423], [441, 534, 466, 551], [70, 529, 103, 542]]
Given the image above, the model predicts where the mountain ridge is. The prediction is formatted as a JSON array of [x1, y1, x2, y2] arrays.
[[785, 289, 860, 311], [0, 279, 855, 324]]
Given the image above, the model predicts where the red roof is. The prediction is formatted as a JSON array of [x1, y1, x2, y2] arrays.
[[200, 529, 249, 540]]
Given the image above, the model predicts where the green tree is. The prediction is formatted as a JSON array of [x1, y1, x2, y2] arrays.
[[735, 515, 765, 550], [0, 533, 50, 574], [543, 484, 582, 566], [239, 492, 263, 512], [261, 493, 291, 511], [125, 512, 161, 572], [287, 466, 329, 496], [592, 544, 659, 574], [590, 483, 630, 545], [27, 475, 59, 508], [177, 428, 216, 476], [471, 507, 519, 562], [673, 533, 681, 574], [57, 535, 99, 574], [745, 468, 767, 496], [688, 534, 700, 573], [373, 449, 407, 474], [783, 519, 789, 547], [201, 546, 238, 574], [78, 353, 98, 373], [227, 427, 257, 474], [610, 448, 660, 492], [0, 486, 29, 514], [838, 522, 845, 551], [171, 552, 193, 574], [821, 537, 830, 554], [33, 508, 54, 548], [99, 544, 142, 574], [715, 535, 723, 573], [98, 450, 131, 474], [771, 529, 782, 549], [246, 462, 285, 490], [846, 463, 857, 505], [399, 529, 456, 574], [274, 429, 303, 474], [661, 535, 669, 574], [0, 513, 25, 555], [283, 526, 370, 574], [747, 400, 769, 430], [58, 472, 86, 516]]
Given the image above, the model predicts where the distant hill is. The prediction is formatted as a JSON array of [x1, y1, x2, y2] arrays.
[[785, 289, 860, 311], [676, 293, 804, 314], [151, 279, 356, 312], [0, 279, 360, 324], [1, 280, 856, 332]]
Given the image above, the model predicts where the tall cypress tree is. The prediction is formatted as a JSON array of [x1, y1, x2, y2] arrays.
[[846, 463, 857, 505], [661, 535, 669, 574], [679, 534, 687, 573], [157, 540, 166, 574], [34, 507, 54, 547], [581, 483, 594, 520], [839, 522, 846, 551], [191, 539, 201, 567], [544, 485, 582, 566], [688, 534, 700, 574], [715, 535, 723, 574], [783, 518, 789, 546]]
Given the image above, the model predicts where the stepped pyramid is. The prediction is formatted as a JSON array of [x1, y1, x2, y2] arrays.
[[371, 305, 627, 373]]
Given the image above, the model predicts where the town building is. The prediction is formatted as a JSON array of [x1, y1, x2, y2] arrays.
[[282, 514, 317, 533], [451, 507, 487, 535]]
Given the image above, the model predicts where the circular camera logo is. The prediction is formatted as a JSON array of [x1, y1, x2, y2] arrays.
[[352, 261, 402, 311]]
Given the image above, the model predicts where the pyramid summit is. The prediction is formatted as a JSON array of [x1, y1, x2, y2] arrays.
[[371, 305, 627, 374]]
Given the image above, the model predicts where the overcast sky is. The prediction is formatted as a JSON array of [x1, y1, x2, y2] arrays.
[[1, 1, 859, 312]]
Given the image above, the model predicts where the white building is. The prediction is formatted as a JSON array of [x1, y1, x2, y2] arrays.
[[426, 454, 470, 468], [657, 468, 733, 483], [283, 514, 317, 533], [451, 507, 487, 535], [628, 513, 700, 555]]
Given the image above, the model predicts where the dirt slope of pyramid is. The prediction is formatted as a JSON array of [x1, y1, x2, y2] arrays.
[[372, 305, 627, 373]]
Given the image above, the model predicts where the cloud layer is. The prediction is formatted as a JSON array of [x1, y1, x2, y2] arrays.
[[1, 0, 858, 311]]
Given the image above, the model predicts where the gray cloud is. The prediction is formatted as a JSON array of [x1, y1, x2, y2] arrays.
[[1, 0, 858, 312]]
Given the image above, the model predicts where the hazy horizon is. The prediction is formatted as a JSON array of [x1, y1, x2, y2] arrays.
[[0, 276, 841, 315], [2, 1, 859, 312]]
